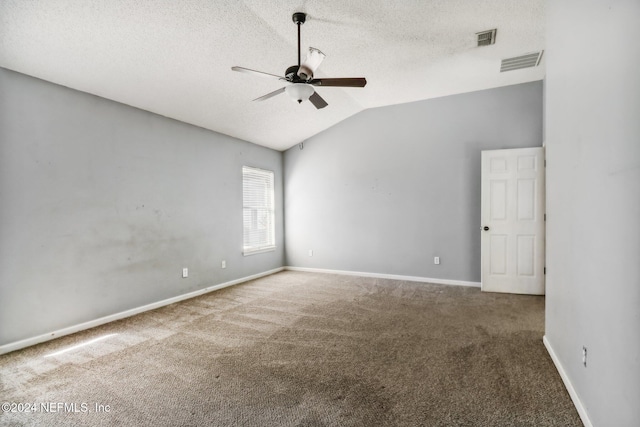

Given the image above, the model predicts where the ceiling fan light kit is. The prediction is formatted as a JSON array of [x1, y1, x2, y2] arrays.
[[286, 84, 314, 103], [232, 12, 367, 109]]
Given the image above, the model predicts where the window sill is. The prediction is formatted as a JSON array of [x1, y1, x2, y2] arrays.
[[243, 246, 276, 257]]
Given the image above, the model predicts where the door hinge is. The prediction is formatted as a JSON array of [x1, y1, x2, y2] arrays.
[[544, 267, 546, 274], [544, 214, 546, 221]]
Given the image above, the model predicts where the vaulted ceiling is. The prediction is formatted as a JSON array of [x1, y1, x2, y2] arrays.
[[0, 1, 545, 151]]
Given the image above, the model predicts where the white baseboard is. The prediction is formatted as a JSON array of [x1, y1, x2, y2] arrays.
[[0, 267, 284, 356], [543, 335, 593, 427], [284, 266, 481, 288]]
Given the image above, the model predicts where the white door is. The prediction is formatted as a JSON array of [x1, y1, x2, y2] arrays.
[[481, 147, 545, 295]]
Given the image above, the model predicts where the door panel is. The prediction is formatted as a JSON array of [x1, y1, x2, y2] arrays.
[[490, 235, 508, 275], [517, 179, 535, 220], [490, 180, 507, 220], [516, 235, 535, 276], [481, 147, 545, 295]]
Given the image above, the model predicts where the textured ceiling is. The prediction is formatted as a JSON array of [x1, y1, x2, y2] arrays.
[[0, 1, 545, 151]]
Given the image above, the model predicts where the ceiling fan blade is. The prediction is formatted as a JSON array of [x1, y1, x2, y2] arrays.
[[309, 91, 328, 109], [232, 66, 285, 80], [252, 87, 286, 102], [309, 77, 367, 88]]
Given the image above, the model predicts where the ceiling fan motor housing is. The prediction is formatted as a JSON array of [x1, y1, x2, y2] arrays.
[[286, 64, 314, 83], [285, 65, 301, 82]]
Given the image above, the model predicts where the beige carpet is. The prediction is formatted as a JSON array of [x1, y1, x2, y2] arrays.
[[0, 271, 582, 426]]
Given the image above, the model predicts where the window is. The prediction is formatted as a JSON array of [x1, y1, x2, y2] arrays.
[[242, 166, 275, 255]]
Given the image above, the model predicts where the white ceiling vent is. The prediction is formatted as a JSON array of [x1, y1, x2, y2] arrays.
[[476, 29, 497, 46], [500, 51, 544, 72]]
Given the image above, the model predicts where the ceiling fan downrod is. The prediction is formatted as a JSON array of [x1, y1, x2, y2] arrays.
[[292, 12, 306, 67]]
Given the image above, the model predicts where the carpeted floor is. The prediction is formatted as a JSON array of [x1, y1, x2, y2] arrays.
[[0, 271, 582, 426]]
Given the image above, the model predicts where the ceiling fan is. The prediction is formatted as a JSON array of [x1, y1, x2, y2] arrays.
[[231, 12, 367, 109]]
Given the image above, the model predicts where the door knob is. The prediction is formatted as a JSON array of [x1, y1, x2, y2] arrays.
[[483, 226, 490, 231]]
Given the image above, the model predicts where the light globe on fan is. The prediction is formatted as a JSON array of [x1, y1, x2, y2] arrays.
[[285, 84, 315, 104]]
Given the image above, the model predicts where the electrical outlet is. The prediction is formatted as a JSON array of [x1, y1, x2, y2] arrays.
[[182, 268, 188, 278], [434, 256, 440, 265], [221, 260, 226, 269], [308, 249, 313, 257], [582, 346, 587, 367]]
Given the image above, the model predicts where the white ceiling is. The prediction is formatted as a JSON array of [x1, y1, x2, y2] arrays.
[[0, 1, 545, 151]]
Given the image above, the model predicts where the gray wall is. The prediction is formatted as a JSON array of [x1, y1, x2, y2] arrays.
[[545, 1, 640, 426], [0, 68, 284, 346], [284, 81, 543, 282]]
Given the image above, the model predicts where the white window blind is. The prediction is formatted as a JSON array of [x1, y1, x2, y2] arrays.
[[242, 166, 275, 255]]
